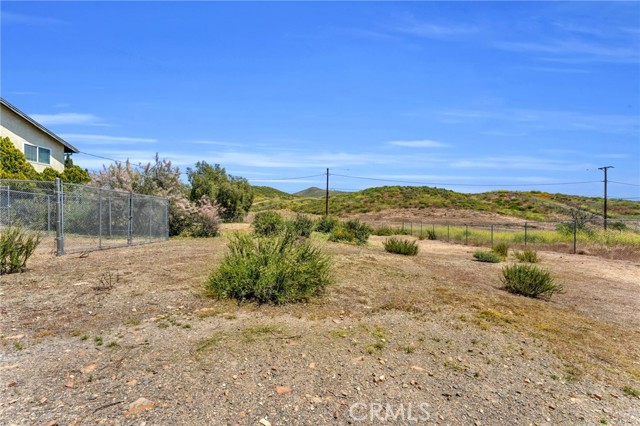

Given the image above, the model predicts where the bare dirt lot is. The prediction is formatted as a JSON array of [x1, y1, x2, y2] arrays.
[[1, 226, 639, 425]]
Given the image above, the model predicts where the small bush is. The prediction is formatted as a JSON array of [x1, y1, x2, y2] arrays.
[[384, 237, 418, 256], [288, 214, 314, 238], [329, 219, 371, 245], [315, 216, 338, 233], [609, 221, 628, 231], [473, 250, 501, 263], [206, 233, 332, 304], [252, 211, 285, 236], [492, 242, 509, 258], [372, 226, 404, 236], [622, 385, 640, 398], [501, 264, 563, 299], [425, 229, 437, 240], [513, 248, 539, 263], [0, 227, 41, 275]]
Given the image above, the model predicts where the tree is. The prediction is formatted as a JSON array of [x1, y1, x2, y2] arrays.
[[91, 160, 142, 192], [0, 137, 39, 180], [90, 154, 223, 237], [61, 156, 91, 184], [187, 161, 253, 222]]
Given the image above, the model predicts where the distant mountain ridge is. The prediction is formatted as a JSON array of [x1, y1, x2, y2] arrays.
[[293, 187, 347, 198]]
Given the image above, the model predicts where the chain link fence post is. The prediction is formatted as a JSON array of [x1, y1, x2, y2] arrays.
[[127, 192, 133, 246], [55, 178, 64, 256], [573, 219, 577, 254], [98, 188, 103, 249]]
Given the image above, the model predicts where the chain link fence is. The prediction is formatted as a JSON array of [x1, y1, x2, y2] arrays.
[[0, 178, 169, 255], [363, 218, 640, 259]]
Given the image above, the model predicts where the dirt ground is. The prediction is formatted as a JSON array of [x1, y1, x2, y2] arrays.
[[1, 225, 639, 425]]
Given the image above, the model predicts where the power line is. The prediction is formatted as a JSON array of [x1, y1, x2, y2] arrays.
[[330, 173, 601, 187], [609, 180, 640, 187], [248, 174, 326, 181]]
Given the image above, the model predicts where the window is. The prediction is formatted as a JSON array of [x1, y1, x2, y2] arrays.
[[23, 144, 51, 164], [38, 147, 51, 164], [24, 144, 38, 162]]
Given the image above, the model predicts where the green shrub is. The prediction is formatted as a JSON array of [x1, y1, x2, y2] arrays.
[[329, 219, 371, 245], [206, 233, 331, 304], [501, 264, 562, 299], [288, 214, 314, 238], [473, 250, 502, 263], [372, 226, 404, 236], [513, 248, 539, 263], [0, 226, 41, 275], [252, 211, 285, 236], [609, 221, 628, 232], [622, 385, 640, 398], [315, 216, 338, 233], [492, 242, 509, 258], [384, 237, 418, 256], [426, 229, 437, 240]]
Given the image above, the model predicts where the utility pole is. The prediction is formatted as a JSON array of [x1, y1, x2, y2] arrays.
[[325, 168, 329, 216], [598, 166, 613, 230]]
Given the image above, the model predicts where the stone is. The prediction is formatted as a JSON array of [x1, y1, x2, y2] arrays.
[[81, 363, 97, 375], [275, 386, 292, 395], [126, 398, 154, 417]]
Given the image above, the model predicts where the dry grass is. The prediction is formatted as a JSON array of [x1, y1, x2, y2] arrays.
[[2, 234, 639, 391]]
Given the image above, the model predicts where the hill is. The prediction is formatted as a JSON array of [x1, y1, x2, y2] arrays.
[[252, 185, 295, 201], [251, 185, 640, 220], [293, 186, 346, 198]]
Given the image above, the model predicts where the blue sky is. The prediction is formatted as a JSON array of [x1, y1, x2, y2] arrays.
[[1, 1, 639, 199]]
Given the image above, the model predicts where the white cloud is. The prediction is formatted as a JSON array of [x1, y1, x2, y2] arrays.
[[1, 11, 67, 26], [60, 134, 157, 145], [389, 14, 478, 40], [450, 156, 594, 172], [190, 140, 244, 147], [30, 113, 102, 126], [388, 140, 450, 148], [495, 39, 640, 64], [439, 108, 639, 135]]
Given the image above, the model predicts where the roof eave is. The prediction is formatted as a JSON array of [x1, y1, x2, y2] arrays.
[[0, 97, 80, 154]]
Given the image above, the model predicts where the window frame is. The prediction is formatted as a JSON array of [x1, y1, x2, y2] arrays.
[[23, 143, 52, 165]]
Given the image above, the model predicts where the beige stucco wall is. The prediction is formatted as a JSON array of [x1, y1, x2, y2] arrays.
[[0, 104, 66, 173]]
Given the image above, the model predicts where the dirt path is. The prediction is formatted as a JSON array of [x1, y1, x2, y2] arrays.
[[1, 236, 639, 425]]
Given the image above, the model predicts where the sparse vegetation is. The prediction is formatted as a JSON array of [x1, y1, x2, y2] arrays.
[[252, 185, 640, 220], [371, 226, 405, 236], [329, 219, 371, 245], [384, 237, 419, 256], [315, 215, 338, 233], [623, 385, 640, 398], [287, 214, 314, 238], [514, 248, 539, 263], [252, 211, 285, 236], [206, 232, 331, 304], [501, 264, 563, 299], [473, 250, 502, 263], [492, 242, 509, 259], [0, 226, 41, 275], [93, 271, 119, 291]]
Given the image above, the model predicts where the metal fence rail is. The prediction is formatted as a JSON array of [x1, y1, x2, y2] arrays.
[[0, 178, 169, 255], [362, 218, 640, 257]]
